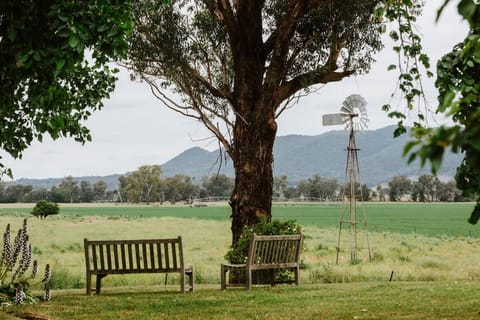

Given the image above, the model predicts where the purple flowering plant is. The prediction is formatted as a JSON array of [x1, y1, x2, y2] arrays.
[[0, 219, 51, 306]]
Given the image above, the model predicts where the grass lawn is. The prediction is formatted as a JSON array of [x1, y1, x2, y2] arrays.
[[5, 281, 480, 320]]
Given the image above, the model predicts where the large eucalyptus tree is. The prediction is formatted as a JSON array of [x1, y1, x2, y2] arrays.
[[126, 0, 404, 245]]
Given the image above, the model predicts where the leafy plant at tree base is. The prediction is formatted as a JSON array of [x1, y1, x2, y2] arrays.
[[225, 219, 303, 284], [0, 219, 51, 306], [31, 200, 59, 219]]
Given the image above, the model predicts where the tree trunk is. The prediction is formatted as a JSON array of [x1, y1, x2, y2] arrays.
[[229, 108, 277, 246]]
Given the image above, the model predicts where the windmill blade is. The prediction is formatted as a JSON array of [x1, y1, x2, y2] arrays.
[[345, 94, 366, 108], [359, 119, 368, 130], [341, 105, 352, 114]]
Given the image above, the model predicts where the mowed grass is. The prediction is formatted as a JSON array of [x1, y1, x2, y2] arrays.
[[6, 282, 480, 320], [1, 202, 480, 319]]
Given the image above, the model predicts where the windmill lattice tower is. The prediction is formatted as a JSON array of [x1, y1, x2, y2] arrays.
[[322, 94, 372, 264]]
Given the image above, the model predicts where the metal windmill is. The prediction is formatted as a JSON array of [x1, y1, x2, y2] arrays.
[[322, 94, 372, 264]]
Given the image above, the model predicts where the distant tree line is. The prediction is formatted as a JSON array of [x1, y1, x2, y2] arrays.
[[0, 176, 111, 203], [0, 165, 472, 204]]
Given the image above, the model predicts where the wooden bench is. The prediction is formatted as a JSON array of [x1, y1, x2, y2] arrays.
[[84, 237, 193, 294], [220, 234, 303, 290]]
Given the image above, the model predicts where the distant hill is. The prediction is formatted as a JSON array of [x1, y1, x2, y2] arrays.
[[161, 125, 463, 186], [8, 126, 463, 189]]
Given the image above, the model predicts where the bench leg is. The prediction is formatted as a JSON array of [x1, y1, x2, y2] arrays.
[[181, 266, 194, 293], [86, 273, 92, 295], [220, 265, 226, 290], [187, 267, 194, 291], [295, 266, 300, 286], [96, 274, 106, 294], [180, 270, 185, 293], [246, 268, 252, 290]]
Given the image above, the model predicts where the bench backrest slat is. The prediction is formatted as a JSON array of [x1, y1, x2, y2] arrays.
[[126, 244, 131, 269], [149, 243, 155, 269], [106, 244, 112, 271], [92, 245, 98, 270], [159, 243, 163, 269], [84, 237, 185, 274], [247, 234, 302, 267]]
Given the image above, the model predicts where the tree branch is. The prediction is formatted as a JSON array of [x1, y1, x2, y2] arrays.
[[202, 0, 237, 43], [276, 69, 354, 105]]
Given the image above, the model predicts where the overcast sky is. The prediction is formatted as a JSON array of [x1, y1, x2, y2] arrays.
[[3, 2, 469, 180]]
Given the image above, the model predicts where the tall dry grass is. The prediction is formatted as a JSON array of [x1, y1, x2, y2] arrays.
[[1, 214, 479, 290]]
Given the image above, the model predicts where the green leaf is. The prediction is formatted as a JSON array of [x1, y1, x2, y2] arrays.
[[403, 140, 420, 157], [436, 0, 452, 22], [33, 51, 41, 62], [374, 5, 385, 19], [430, 156, 443, 175], [419, 54, 430, 68], [468, 204, 480, 225], [97, 24, 109, 33], [389, 30, 399, 41], [387, 64, 397, 71], [438, 91, 455, 113], [54, 60, 66, 77], [58, 14, 69, 22], [393, 122, 406, 138], [107, 27, 119, 38], [406, 152, 418, 164], [69, 36, 79, 48], [458, 0, 477, 22], [388, 111, 407, 119]]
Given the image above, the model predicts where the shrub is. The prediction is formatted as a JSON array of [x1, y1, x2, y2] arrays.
[[31, 200, 59, 219], [0, 219, 51, 305]]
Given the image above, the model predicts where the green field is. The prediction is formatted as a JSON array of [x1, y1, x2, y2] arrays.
[[0, 202, 476, 238]]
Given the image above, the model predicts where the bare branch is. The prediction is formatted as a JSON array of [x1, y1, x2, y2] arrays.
[[276, 69, 354, 106]]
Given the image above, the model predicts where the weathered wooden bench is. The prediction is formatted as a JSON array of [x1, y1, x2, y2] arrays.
[[220, 234, 303, 290], [84, 237, 193, 294]]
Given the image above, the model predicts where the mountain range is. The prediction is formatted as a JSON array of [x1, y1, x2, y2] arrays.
[[9, 126, 463, 190]]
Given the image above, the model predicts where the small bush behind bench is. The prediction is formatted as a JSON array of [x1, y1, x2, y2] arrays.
[[84, 237, 193, 294], [221, 234, 303, 290]]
